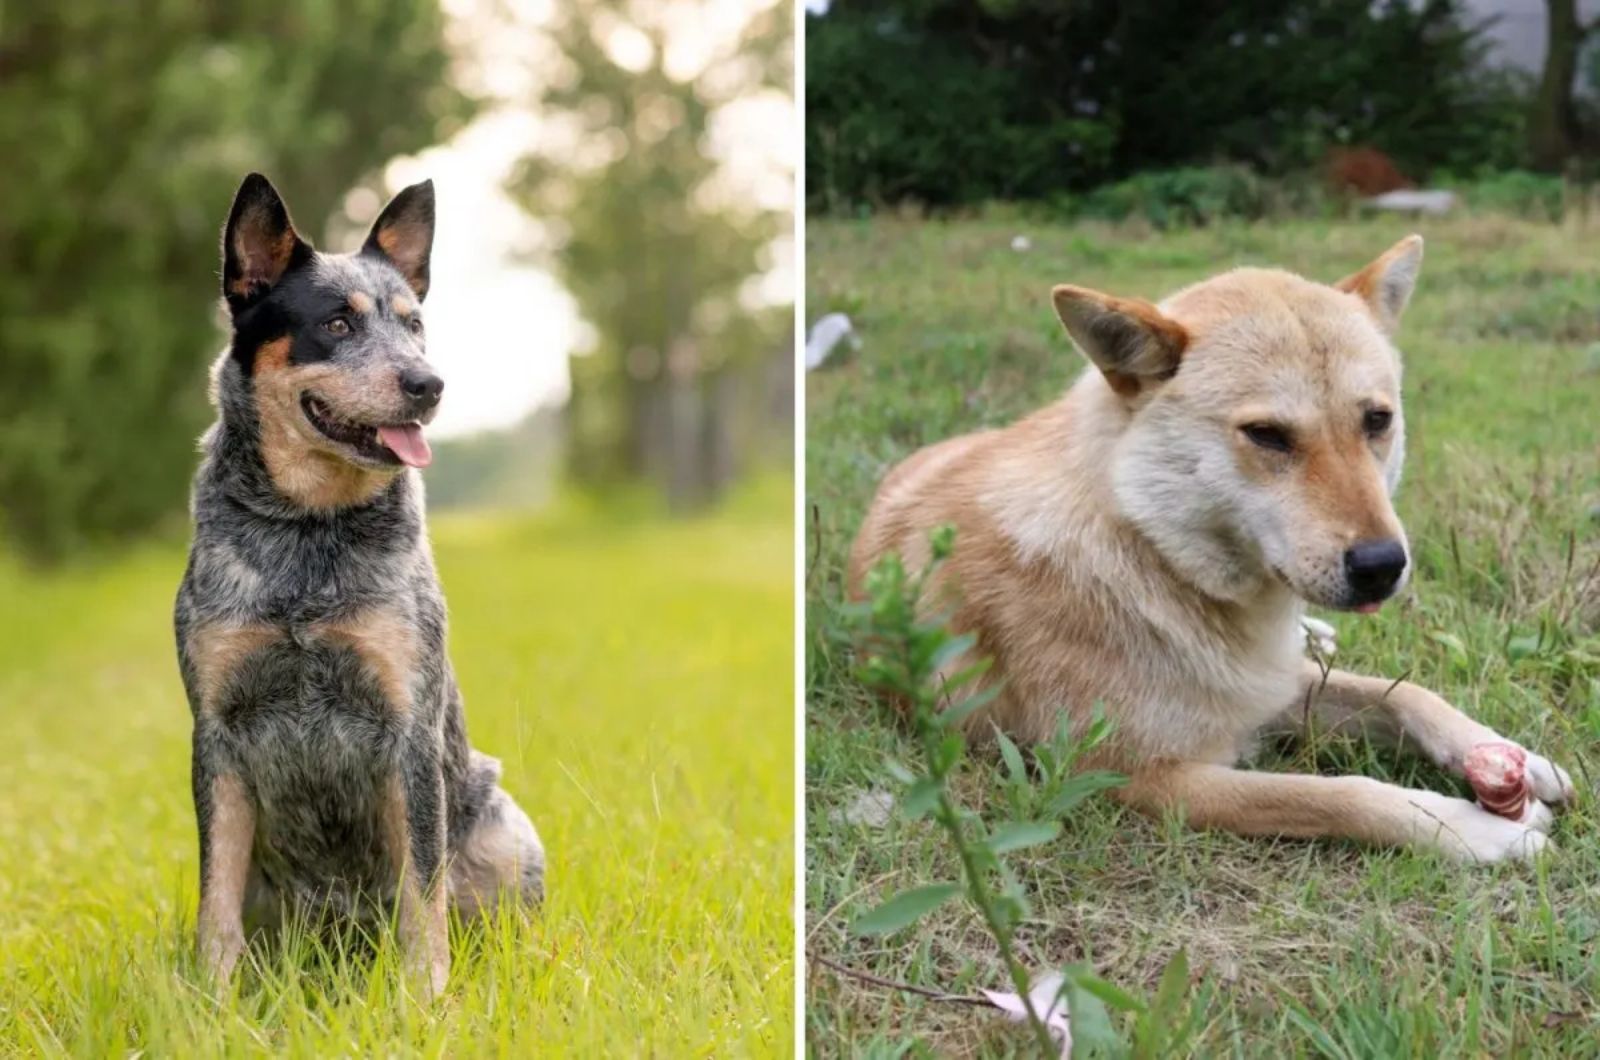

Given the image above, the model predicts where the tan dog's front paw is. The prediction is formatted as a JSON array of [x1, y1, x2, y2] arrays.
[[1409, 791, 1553, 864], [1523, 751, 1575, 805]]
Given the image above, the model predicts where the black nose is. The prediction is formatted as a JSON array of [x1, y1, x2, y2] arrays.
[[400, 369, 444, 408], [1344, 539, 1407, 603]]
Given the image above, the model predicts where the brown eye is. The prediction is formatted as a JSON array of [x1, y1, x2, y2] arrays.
[[408, 315, 424, 335], [324, 316, 351, 336], [1241, 423, 1293, 453], [1363, 408, 1393, 435]]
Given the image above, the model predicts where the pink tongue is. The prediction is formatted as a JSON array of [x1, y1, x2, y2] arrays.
[[377, 424, 432, 468], [1355, 602, 1383, 614]]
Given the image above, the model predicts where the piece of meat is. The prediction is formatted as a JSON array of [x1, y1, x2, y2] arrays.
[[1464, 742, 1529, 820]]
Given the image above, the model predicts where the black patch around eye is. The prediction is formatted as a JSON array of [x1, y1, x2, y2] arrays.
[[1241, 422, 1294, 453], [1363, 408, 1393, 434]]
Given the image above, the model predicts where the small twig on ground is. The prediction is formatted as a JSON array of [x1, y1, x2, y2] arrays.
[[810, 953, 995, 1008]]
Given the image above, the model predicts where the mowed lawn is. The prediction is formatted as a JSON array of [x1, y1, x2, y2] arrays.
[[806, 216, 1600, 1054], [0, 489, 794, 1056]]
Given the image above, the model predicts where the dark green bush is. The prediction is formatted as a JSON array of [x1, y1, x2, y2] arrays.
[[1449, 170, 1568, 221], [808, 0, 1529, 213]]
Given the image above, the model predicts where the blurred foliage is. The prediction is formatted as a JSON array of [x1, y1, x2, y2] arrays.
[[425, 405, 564, 510], [0, 1, 471, 561], [1058, 165, 1322, 229], [508, 0, 792, 512], [1448, 170, 1568, 221], [807, 0, 1530, 211]]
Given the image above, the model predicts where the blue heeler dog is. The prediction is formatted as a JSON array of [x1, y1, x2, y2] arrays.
[[175, 174, 545, 997]]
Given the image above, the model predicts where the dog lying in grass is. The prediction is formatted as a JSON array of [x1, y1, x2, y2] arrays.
[[175, 174, 544, 997], [850, 236, 1575, 863]]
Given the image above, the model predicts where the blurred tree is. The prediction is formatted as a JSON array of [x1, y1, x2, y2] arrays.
[[808, 0, 1523, 210], [0, 1, 470, 561], [507, 0, 791, 512], [1528, 0, 1595, 170]]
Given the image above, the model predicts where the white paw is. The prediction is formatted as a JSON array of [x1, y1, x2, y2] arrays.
[[1523, 751, 1575, 805], [1300, 615, 1337, 657], [1410, 793, 1553, 864]]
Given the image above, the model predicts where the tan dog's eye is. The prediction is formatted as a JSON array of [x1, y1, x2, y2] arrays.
[[323, 316, 351, 336], [1241, 423, 1293, 453], [1363, 408, 1393, 435]]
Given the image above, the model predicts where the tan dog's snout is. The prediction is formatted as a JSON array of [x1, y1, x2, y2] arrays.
[[1343, 537, 1408, 608]]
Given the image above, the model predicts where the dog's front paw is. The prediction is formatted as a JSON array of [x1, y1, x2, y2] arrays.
[[404, 945, 449, 1003], [1416, 794, 1553, 864], [1523, 751, 1575, 805], [198, 924, 245, 985]]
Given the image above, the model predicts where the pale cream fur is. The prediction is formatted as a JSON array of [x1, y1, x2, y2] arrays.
[[850, 237, 1574, 864]]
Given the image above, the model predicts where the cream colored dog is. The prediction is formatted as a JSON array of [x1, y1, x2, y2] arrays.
[[850, 236, 1574, 863]]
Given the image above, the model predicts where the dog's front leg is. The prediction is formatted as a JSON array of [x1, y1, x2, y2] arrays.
[[385, 746, 450, 1001], [1117, 761, 1554, 862], [194, 744, 255, 983], [1285, 661, 1575, 804]]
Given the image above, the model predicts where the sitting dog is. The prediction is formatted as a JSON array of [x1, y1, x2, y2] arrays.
[[175, 174, 544, 996], [850, 236, 1575, 863]]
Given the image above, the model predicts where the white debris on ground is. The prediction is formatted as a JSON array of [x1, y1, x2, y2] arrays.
[[1011, 234, 1032, 252], [805, 312, 860, 371], [1301, 615, 1338, 657], [1364, 189, 1457, 216], [981, 972, 1072, 1058], [831, 789, 894, 827]]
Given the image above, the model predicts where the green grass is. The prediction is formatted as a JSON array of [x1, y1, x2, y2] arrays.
[[805, 215, 1600, 1055], [0, 487, 794, 1056]]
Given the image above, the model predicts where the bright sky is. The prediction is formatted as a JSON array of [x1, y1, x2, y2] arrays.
[[364, 0, 793, 439]]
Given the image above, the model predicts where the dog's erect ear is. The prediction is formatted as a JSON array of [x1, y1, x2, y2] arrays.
[[222, 173, 311, 307], [362, 180, 435, 300], [1051, 285, 1189, 398], [1335, 235, 1423, 334]]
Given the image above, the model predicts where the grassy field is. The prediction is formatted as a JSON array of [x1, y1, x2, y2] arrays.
[[0, 484, 794, 1056], [805, 215, 1600, 1055]]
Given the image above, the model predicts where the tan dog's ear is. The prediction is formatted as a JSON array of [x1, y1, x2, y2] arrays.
[[1335, 235, 1423, 334], [1051, 285, 1188, 398]]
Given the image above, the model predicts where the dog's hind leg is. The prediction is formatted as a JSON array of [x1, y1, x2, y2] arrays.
[[1116, 761, 1553, 863], [1273, 661, 1574, 805], [449, 786, 545, 920]]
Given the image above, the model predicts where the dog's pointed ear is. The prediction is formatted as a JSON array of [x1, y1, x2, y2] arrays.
[[362, 180, 435, 300], [1051, 285, 1188, 398], [1335, 235, 1423, 334], [222, 173, 311, 307]]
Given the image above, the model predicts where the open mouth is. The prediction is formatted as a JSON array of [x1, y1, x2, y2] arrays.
[[300, 393, 432, 468]]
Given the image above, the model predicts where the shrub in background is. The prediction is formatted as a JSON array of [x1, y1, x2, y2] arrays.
[[808, 0, 1528, 213]]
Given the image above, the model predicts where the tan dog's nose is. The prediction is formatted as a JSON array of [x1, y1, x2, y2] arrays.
[[1345, 539, 1406, 603]]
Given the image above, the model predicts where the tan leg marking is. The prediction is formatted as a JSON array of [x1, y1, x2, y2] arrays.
[[198, 774, 256, 980], [382, 776, 449, 1000], [188, 623, 281, 712], [313, 610, 419, 716]]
